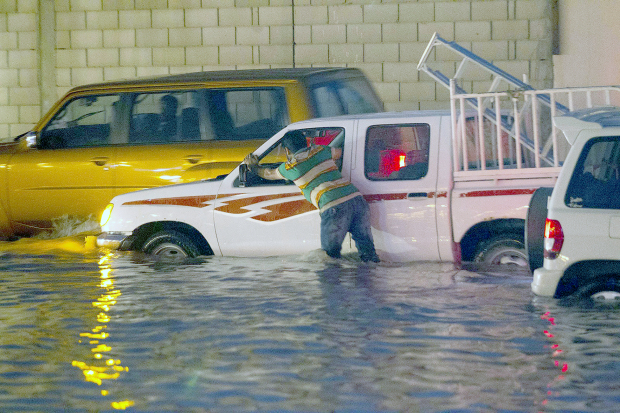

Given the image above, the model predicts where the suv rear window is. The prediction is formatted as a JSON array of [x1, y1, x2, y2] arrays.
[[310, 78, 382, 117], [565, 136, 620, 209]]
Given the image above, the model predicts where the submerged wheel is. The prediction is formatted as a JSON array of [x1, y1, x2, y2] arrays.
[[575, 278, 620, 303], [474, 236, 528, 268], [526, 187, 553, 272], [142, 230, 201, 260]]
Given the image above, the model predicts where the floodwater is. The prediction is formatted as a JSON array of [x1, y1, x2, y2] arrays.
[[1, 230, 620, 412]]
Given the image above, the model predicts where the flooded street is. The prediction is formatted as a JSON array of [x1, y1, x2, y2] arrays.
[[1, 235, 620, 412]]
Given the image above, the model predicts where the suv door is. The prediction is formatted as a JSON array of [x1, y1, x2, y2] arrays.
[[350, 117, 441, 262], [8, 94, 119, 232]]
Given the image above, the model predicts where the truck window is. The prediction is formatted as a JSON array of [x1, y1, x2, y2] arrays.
[[311, 79, 383, 117], [565, 136, 620, 209], [364, 124, 430, 181], [39, 94, 122, 149]]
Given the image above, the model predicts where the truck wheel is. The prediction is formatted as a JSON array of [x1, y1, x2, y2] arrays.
[[526, 187, 553, 272], [575, 278, 620, 302], [142, 230, 201, 260], [474, 236, 528, 268]]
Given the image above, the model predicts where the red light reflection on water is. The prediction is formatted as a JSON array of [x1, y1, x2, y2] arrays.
[[538, 311, 569, 410]]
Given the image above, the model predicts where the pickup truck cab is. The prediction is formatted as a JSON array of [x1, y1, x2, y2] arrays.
[[97, 110, 555, 265], [0, 67, 382, 238], [531, 107, 620, 299]]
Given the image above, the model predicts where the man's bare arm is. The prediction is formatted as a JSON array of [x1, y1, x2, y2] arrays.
[[243, 154, 284, 180]]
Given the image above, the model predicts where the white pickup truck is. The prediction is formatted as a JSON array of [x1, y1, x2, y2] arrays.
[[96, 34, 620, 266]]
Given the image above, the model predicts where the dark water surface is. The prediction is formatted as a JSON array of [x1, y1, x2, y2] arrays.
[[1, 236, 620, 412]]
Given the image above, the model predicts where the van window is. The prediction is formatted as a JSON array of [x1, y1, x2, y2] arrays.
[[39, 94, 122, 149], [365, 124, 430, 181], [565, 136, 620, 209], [311, 79, 383, 117]]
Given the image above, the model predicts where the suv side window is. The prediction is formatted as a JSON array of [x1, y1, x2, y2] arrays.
[[565, 136, 620, 209], [364, 124, 430, 181], [39, 94, 122, 149], [311, 79, 383, 117]]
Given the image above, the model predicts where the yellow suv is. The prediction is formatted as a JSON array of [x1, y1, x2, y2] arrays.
[[0, 68, 382, 237]]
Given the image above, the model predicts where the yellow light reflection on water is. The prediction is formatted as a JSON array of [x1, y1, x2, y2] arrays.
[[71, 253, 134, 409]]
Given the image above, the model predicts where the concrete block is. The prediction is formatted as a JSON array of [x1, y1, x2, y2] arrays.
[[0, 69, 18, 87], [19, 105, 42, 124], [294, 44, 328, 65], [0, 88, 7, 106], [382, 23, 417, 43], [348, 62, 383, 83], [383, 62, 418, 83], [328, 44, 363, 64], [86, 11, 119, 29], [258, 7, 292, 26], [472, 0, 508, 21], [435, 41, 471, 61], [400, 41, 432, 64], [313, 24, 346, 44], [103, 67, 136, 81], [9, 49, 37, 68], [0, 15, 6, 31], [120, 48, 152, 66], [293, 25, 311, 45], [329, 5, 363, 24], [168, 0, 201, 9], [400, 81, 437, 103], [0, 51, 7, 69], [56, 69, 71, 87], [516, 40, 540, 60], [363, 43, 399, 63], [185, 46, 219, 65], [258, 45, 293, 65], [419, 100, 449, 111], [169, 65, 203, 74], [237, 26, 270, 45], [152, 10, 185, 28], [56, 86, 72, 99], [398, 2, 434, 23], [419, 22, 454, 43], [269, 26, 293, 45], [103, 29, 135, 48], [530, 19, 551, 40], [70, 0, 102, 11], [347, 24, 380, 44], [18, 32, 36, 50], [119, 10, 151, 29], [135, 0, 168, 10], [455, 21, 491, 42], [17, 0, 37, 13], [56, 12, 86, 31], [491, 20, 528, 40], [0, 2, 16, 13], [185, 8, 218, 27], [103, 0, 135, 10], [136, 29, 169, 47], [71, 30, 103, 48], [219, 7, 252, 26], [202, 27, 236, 46], [72, 67, 104, 85], [436, 1, 471, 22], [294, 6, 328, 25], [363, 4, 397, 23], [495, 59, 530, 80], [0, 106, 18, 123], [0, 33, 18, 50], [373, 81, 399, 105], [19, 68, 37, 87], [136, 67, 169, 77], [153, 47, 185, 66], [516, 0, 548, 19], [169, 28, 202, 47], [471, 40, 509, 61], [219, 45, 253, 65], [56, 31, 70, 49], [87, 48, 120, 67]]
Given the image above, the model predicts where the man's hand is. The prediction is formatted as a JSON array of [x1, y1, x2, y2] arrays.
[[244, 153, 259, 167]]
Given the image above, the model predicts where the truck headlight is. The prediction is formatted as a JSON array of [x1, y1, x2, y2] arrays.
[[100, 204, 114, 227]]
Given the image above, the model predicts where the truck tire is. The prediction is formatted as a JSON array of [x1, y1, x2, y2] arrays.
[[574, 277, 620, 303], [526, 187, 553, 272], [142, 230, 201, 260], [473, 236, 528, 268]]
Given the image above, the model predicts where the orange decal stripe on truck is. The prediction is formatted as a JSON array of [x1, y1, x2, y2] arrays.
[[251, 199, 317, 222], [364, 193, 408, 203], [459, 189, 536, 198], [215, 193, 303, 214]]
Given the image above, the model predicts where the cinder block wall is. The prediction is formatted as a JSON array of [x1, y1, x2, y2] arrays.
[[0, 0, 552, 140]]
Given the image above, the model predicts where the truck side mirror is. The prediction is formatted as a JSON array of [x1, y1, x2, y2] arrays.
[[238, 164, 249, 187]]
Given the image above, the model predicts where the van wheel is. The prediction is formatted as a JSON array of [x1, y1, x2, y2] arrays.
[[575, 278, 620, 302], [474, 236, 528, 268], [142, 230, 200, 260], [526, 187, 553, 272]]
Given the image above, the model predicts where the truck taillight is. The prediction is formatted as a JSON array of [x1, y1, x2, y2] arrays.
[[543, 218, 564, 260]]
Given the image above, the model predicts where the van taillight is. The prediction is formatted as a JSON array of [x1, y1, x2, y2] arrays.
[[543, 219, 564, 260]]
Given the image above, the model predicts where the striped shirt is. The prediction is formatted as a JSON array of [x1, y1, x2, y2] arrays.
[[278, 146, 361, 213]]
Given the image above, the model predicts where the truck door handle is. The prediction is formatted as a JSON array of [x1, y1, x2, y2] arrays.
[[90, 157, 109, 166], [408, 192, 428, 198], [185, 155, 203, 164]]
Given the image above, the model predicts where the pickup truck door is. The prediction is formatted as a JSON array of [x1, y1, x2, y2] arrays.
[[349, 116, 442, 262]]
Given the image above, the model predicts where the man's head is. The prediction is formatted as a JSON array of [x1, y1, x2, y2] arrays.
[[281, 130, 307, 154]]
